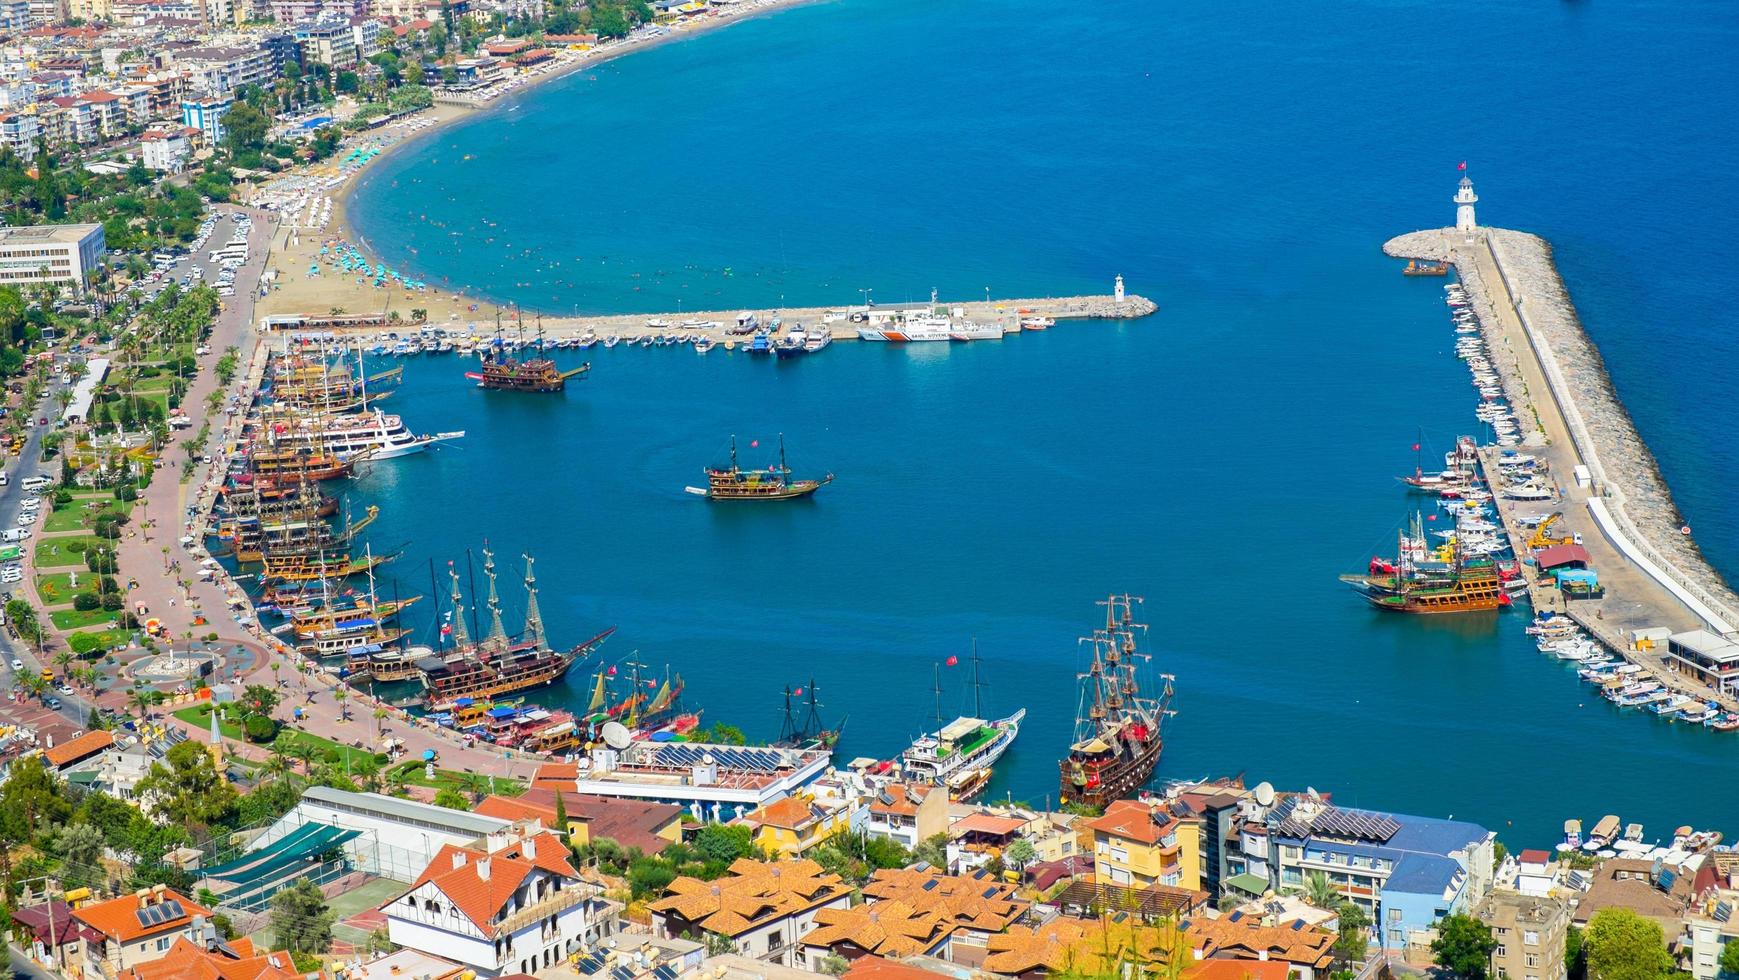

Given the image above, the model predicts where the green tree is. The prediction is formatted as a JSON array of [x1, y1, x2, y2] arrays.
[[135, 739, 238, 828], [912, 832, 949, 871], [1567, 925, 1587, 980], [1583, 908, 1673, 980], [242, 684, 281, 717], [1431, 913, 1498, 980], [433, 787, 468, 809], [1334, 902, 1370, 962], [818, 953, 850, 976], [52, 820, 107, 869], [221, 103, 271, 155], [1004, 837, 1036, 871], [270, 877, 336, 955], [693, 823, 756, 864], [0, 755, 73, 842], [1716, 939, 1739, 980]]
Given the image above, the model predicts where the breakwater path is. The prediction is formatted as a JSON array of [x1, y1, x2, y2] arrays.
[[1388, 226, 1739, 709]]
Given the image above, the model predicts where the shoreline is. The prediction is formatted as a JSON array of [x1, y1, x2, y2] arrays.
[[257, 0, 834, 325]]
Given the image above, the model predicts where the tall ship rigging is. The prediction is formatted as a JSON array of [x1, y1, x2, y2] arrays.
[[1061, 594, 1174, 809], [773, 679, 843, 751], [1341, 513, 1508, 614], [466, 320, 589, 393], [416, 549, 614, 709]]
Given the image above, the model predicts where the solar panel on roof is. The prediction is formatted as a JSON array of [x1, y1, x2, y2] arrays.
[[922, 878, 939, 891], [654, 965, 678, 980], [1713, 902, 1732, 923], [578, 952, 608, 974], [611, 967, 635, 980], [982, 886, 1000, 898], [1291, 920, 1305, 931]]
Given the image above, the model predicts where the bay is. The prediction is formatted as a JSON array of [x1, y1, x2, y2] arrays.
[[344, 0, 1739, 843]]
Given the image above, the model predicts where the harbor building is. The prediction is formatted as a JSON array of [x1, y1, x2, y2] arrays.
[[647, 858, 852, 968], [0, 223, 105, 292], [1262, 793, 1495, 950], [562, 741, 832, 821], [1664, 630, 1739, 699], [1477, 889, 1571, 980]]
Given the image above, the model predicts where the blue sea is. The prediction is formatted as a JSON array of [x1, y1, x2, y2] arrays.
[[345, 0, 1739, 845]]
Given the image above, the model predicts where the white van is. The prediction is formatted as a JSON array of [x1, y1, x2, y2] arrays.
[[21, 475, 53, 492], [2, 528, 27, 542]]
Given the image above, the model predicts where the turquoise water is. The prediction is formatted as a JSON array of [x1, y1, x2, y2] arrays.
[[344, 0, 1739, 843]]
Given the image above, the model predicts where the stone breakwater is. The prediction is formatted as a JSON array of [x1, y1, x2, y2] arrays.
[[1386, 226, 1739, 626]]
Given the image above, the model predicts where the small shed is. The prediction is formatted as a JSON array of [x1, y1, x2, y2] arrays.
[[1536, 543, 1591, 570]]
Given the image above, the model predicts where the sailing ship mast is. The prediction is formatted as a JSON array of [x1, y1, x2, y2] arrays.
[[969, 640, 986, 718], [446, 563, 472, 650], [482, 544, 508, 651], [522, 553, 547, 651]]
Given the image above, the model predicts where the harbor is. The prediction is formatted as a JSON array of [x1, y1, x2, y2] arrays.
[[1384, 178, 1739, 721]]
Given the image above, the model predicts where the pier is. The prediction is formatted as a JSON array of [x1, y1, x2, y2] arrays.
[[259, 292, 1158, 341], [1386, 223, 1739, 712]]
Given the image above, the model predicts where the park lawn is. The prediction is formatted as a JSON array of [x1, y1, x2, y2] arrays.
[[69, 627, 133, 656], [32, 535, 102, 568], [389, 760, 524, 797], [44, 498, 132, 533], [173, 702, 388, 771], [34, 571, 100, 607], [49, 607, 120, 630]]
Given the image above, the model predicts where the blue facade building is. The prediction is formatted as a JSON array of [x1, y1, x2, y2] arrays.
[[1263, 795, 1495, 950]]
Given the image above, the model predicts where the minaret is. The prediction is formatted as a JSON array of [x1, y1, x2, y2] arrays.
[[521, 554, 547, 651], [447, 565, 471, 649], [1455, 172, 1479, 232], [482, 544, 508, 650], [1114, 275, 1125, 303], [209, 704, 224, 765]]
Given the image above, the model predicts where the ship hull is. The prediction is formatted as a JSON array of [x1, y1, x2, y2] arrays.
[[1060, 733, 1164, 810]]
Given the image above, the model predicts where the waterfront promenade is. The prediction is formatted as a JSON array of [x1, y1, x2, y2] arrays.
[[1387, 225, 1739, 710]]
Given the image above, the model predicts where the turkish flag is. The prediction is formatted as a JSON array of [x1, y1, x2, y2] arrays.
[[1458, 161, 1467, 171], [945, 656, 958, 666]]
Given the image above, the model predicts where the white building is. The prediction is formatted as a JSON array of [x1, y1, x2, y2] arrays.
[[567, 741, 832, 821], [61, 357, 109, 424], [139, 129, 193, 172], [0, 110, 40, 160], [0, 223, 105, 293], [256, 786, 516, 882], [383, 824, 617, 978]]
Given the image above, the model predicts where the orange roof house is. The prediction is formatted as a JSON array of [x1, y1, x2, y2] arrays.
[[800, 867, 1029, 965], [119, 934, 309, 980], [73, 887, 212, 977], [44, 730, 114, 770], [647, 859, 851, 967]]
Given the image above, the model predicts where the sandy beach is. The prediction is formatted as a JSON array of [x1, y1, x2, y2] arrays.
[[255, 0, 831, 327]]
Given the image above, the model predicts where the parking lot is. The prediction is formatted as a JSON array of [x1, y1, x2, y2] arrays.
[[135, 210, 255, 302]]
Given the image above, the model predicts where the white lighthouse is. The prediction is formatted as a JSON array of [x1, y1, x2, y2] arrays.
[[1455, 173, 1479, 232], [1114, 274, 1125, 303]]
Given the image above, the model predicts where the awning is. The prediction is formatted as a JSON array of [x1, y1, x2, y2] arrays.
[[1226, 872, 1269, 896]]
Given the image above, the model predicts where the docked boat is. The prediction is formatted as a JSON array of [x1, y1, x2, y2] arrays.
[[467, 323, 590, 392], [774, 326, 809, 358], [1342, 515, 1508, 614], [684, 435, 833, 500], [772, 680, 842, 751], [1060, 594, 1174, 809], [899, 645, 1023, 800], [804, 330, 833, 353], [256, 408, 463, 462], [856, 315, 953, 342], [949, 322, 1004, 341], [1403, 259, 1451, 277]]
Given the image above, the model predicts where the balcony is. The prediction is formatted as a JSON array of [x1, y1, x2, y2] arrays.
[[496, 887, 600, 935]]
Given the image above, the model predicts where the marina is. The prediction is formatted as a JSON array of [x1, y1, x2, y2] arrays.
[[1384, 183, 1739, 723]]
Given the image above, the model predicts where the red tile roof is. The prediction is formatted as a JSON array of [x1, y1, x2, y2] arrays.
[[403, 832, 581, 937], [43, 730, 113, 768], [120, 936, 308, 980], [952, 812, 1026, 838], [73, 889, 210, 944], [504, 789, 682, 856], [1518, 849, 1553, 865], [1086, 799, 1178, 846]]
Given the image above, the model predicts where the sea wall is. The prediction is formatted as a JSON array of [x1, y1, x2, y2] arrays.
[[1386, 226, 1739, 629]]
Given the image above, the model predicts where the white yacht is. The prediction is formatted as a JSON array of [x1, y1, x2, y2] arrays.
[[899, 709, 1026, 800], [263, 409, 463, 461]]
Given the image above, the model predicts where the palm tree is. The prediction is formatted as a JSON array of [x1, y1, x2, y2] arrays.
[[372, 706, 388, 740], [334, 687, 349, 723], [127, 688, 155, 721], [1303, 871, 1340, 909], [271, 662, 282, 687], [288, 739, 319, 776], [261, 749, 294, 786], [462, 772, 490, 805], [23, 674, 49, 700], [352, 755, 382, 792]]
